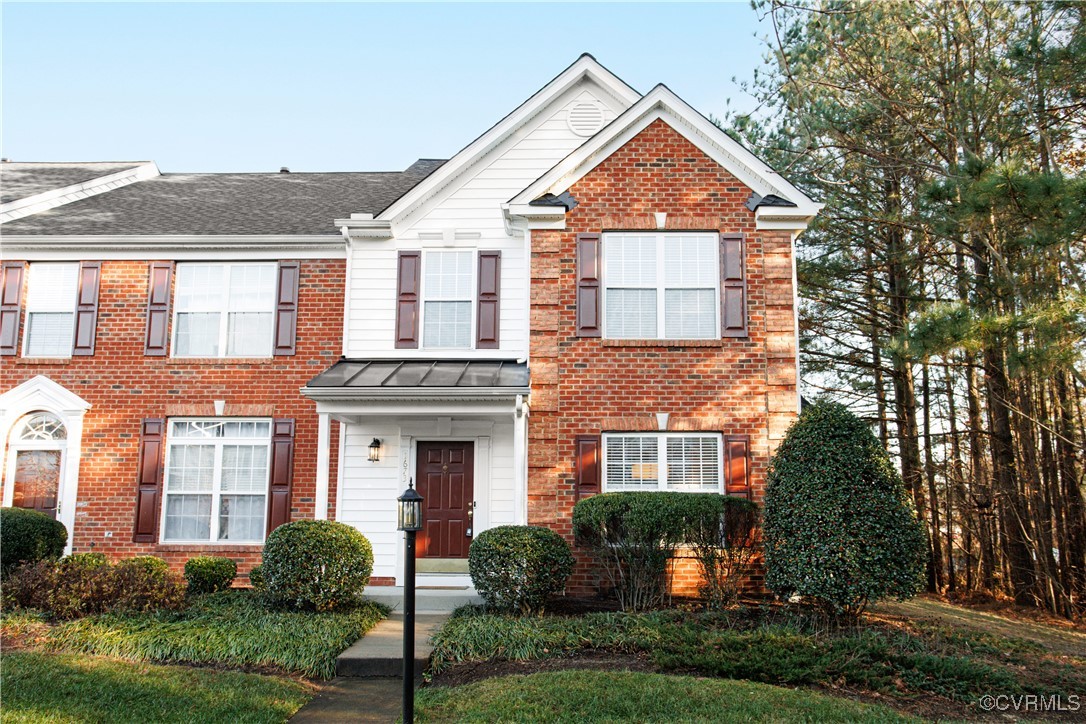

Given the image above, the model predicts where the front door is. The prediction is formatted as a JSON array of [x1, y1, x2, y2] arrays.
[[415, 441, 474, 559]]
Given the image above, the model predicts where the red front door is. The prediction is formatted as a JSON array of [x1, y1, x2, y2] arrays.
[[415, 442, 474, 558]]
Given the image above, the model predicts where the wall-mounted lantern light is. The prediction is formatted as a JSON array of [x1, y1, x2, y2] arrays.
[[368, 438, 381, 463]]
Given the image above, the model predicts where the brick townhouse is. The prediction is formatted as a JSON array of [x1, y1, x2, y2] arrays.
[[1, 55, 820, 591]]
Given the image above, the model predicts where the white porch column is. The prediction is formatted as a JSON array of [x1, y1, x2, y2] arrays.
[[314, 412, 331, 520], [513, 394, 529, 525]]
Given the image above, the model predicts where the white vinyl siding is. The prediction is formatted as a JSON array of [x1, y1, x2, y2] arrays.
[[602, 233, 719, 339], [603, 433, 723, 493], [162, 419, 271, 543], [23, 263, 79, 357], [422, 250, 474, 349], [173, 263, 276, 357]]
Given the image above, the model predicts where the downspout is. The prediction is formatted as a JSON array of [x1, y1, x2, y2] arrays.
[[339, 226, 352, 357]]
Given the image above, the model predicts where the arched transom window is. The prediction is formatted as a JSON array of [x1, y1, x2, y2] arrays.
[[15, 412, 67, 442]]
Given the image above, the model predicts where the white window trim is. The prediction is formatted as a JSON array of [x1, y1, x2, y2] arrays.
[[170, 262, 277, 359], [600, 232, 720, 340], [159, 417, 272, 545], [21, 262, 79, 359], [419, 248, 477, 350], [601, 431, 724, 493]]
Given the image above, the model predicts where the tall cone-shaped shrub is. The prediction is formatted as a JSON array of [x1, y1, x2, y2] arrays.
[[764, 401, 926, 616]]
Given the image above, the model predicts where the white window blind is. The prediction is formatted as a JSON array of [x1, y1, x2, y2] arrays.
[[173, 263, 276, 357], [162, 419, 271, 543], [602, 233, 718, 339], [603, 433, 722, 493], [422, 250, 473, 348], [24, 263, 79, 357]]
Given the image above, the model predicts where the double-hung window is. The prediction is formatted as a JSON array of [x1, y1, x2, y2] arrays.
[[422, 250, 474, 349], [23, 263, 79, 357], [173, 263, 277, 357], [162, 419, 271, 543], [602, 233, 719, 339], [602, 432, 723, 493]]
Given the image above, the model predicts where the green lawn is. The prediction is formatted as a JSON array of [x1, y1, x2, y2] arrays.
[[430, 604, 1085, 709], [0, 651, 313, 724], [40, 590, 386, 679], [416, 670, 918, 722]]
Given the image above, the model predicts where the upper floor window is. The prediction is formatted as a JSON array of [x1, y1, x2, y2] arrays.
[[422, 250, 474, 349], [173, 263, 277, 357], [162, 419, 271, 543], [602, 432, 723, 493], [23, 263, 79, 357], [602, 233, 719, 340]]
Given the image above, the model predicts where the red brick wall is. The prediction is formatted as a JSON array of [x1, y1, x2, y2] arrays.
[[528, 119, 799, 595], [0, 258, 345, 576]]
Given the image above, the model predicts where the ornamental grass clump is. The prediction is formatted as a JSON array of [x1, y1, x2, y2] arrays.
[[763, 400, 926, 617], [261, 520, 373, 612], [468, 525, 575, 615]]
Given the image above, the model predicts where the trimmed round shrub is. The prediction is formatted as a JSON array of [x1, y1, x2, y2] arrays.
[[62, 552, 108, 569], [111, 556, 185, 614], [763, 400, 926, 616], [469, 526, 575, 615], [247, 564, 265, 590], [261, 520, 373, 611], [1, 507, 67, 577], [185, 556, 238, 595]]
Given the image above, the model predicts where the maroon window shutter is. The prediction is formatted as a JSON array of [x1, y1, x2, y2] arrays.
[[724, 435, 751, 498], [133, 419, 165, 542], [575, 435, 601, 499], [273, 261, 300, 356], [144, 262, 173, 356], [720, 233, 748, 338], [0, 262, 25, 356], [476, 251, 501, 349], [266, 419, 295, 534], [395, 251, 421, 349], [576, 233, 602, 337], [72, 261, 102, 356]]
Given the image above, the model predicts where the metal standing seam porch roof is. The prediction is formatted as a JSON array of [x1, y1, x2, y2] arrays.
[[304, 359, 530, 398]]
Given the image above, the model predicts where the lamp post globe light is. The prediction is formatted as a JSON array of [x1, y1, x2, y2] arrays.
[[397, 480, 423, 722]]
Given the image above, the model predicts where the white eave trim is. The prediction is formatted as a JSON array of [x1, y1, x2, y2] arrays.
[[334, 218, 394, 241], [1, 235, 348, 260], [301, 385, 531, 401], [373, 55, 641, 225], [0, 162, 160, 223], [508, 84, 823, 232]]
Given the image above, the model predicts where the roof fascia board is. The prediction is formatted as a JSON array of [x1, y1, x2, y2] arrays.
[[302, 386, 530, 401], [509, 86, 822, 229], [376, 55, 641, 226], [1, 235, 347, 260], [0, 162, 160, 223]]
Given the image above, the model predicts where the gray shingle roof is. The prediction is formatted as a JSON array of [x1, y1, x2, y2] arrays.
[[1, 162, 147, 204], [2, 159, 446, 235]]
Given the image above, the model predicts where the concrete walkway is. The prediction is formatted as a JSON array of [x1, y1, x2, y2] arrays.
[[290, 612, 450, 722]]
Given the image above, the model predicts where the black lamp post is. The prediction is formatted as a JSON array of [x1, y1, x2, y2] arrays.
[[397, 480, 423, 723]]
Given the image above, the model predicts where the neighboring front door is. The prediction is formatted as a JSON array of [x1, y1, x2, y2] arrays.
[[415, 441, 474, 559], [13, 449, 61, 518]]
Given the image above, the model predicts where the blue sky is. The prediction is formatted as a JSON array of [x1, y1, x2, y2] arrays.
[[2, 2, 772, 173]]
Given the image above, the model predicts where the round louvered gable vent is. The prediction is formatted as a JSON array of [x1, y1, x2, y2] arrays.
[[567, 102, 605, 137]]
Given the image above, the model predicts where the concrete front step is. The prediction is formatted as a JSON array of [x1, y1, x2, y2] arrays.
[[336, 613, 447, 678], [363, 585, 481, 613]]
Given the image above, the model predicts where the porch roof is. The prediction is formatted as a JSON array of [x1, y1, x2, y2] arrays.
[[303, 359, 530, 399]]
